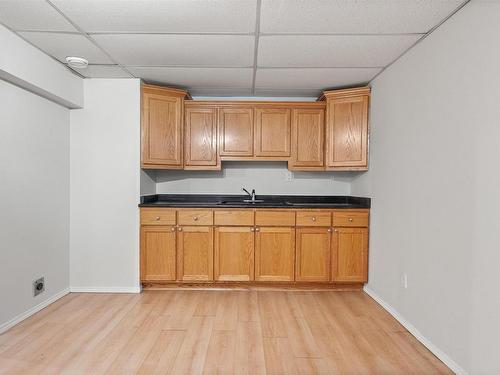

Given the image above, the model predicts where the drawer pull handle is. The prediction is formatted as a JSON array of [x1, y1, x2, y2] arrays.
[[178, 227, 183, 232], [155, 216, 160, 221], [255, 227, 260, 232], [348, 218, 353, 222], [327, 228, 332, 233], [312, 217, 317, 221], [171, 227, 176, 232], [250, 227, 255, 232], [193, 216, 199, 221]]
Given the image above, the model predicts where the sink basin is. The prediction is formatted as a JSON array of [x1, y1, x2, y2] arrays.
[[220, 200, 290, 206]]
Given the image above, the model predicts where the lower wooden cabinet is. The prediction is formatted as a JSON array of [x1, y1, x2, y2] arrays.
[[177, 226, 214, 281], [295, 227, 331, 282], [255, 227, 295, 281], [214, 226, 255, 281], [140, 208, 369, 285], [332, 227, 368, 282], [140, 225, 176, 281]]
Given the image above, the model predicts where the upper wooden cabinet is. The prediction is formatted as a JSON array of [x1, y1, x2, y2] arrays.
[[140, 84, 370, 171], [254, 108, 291, 157], [141, 84, 189, 169], [322, 87, 370, 170], [289, 108, 325, 170], [218, 108, 254, 157], [184, 106, 219, 169]]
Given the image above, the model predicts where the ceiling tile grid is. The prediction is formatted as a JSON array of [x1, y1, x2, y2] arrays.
[[0, 0, 469, 96]]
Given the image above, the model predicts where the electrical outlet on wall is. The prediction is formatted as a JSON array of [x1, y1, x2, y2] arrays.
[[285, 171, 293, 181], [401, 274, 408, 289], [33, 277, 45, 297]]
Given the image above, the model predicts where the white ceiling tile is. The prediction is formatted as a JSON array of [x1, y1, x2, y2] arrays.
[[258, 35, 422, 67], [127, 67, 253, 88], [51, 0, 257, 33], [255, 68, 381, 90], [260, 0, 462, 34], [18, 32, 113, 64], [0, 0, 76, 32], [92, 34, 254, 66], [73, 65, 133, 78]]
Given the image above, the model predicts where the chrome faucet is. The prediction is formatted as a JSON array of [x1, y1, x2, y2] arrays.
[[242, 188, 256, 203]]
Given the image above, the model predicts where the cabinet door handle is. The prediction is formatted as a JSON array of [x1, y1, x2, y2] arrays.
[[170, 227, 176, 232], [327, 228, 332, 233], [250, 227, 255, 232], [255, 227, 260, 232], [348, 218, 353, 222], [311, 217, 317, 221], [177, 227, 183, 231]]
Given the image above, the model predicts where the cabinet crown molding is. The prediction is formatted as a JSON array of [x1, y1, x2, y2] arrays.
[[141, 83, 191, 99], [318, 86, 371, 101]]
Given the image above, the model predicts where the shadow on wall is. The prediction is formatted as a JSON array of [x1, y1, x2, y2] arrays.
[[147, 161, 363, 195]]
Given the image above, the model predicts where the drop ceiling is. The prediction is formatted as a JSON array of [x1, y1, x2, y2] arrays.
[[0, 0, 467, 97]]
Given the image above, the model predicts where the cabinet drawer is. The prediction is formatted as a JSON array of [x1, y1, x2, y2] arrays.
[[255, 210, 295, 226], [332, 211, 369, 227], [178, 210, 213, 226], [296, 211, 331, 227], [214, 210, 254, 226], [141, 208, 176, 225]]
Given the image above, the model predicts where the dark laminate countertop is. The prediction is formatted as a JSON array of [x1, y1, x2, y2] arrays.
[[139, 194, 370, 209]]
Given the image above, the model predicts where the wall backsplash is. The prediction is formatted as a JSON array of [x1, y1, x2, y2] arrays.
[[147, 161, 355, 196]]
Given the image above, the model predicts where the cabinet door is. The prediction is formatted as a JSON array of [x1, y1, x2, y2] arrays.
[[218, 108, 254, 156], [255, 227, 295, 281], [140, 225, 176, 282], [177, 226, 214, 281], [254, 108, 291, 157], [295, 227, 331, 282], [214, 227, 254, 281], [289, 108, 324, 170], [141, 90, 183, 167], [332, 227, 368, 283], [326, 95, 369, 169], [184, 106, 218, 168]]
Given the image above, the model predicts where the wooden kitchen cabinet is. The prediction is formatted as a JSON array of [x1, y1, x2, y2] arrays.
[[289, 108, 325, 170], [218, 108, 254, 156], [184, 106, 219, 169], [177, 226, 214, 281], [323, 87, 370, 170], [141, 84, 189, 169], [254, 108, 291, 157], [214, 226, 255, 281], [295, 227, 331, 282], [332, 227, 368, 282], [255, 227, 295, 281], [140, 225, 177, 281]]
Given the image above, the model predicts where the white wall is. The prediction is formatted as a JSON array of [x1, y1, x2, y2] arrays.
[[155, 162, 353, 195], [70, 78, 141, 292], [0, 24, 83, 109], [351, 1, 500, 374], [0, 80, 70, 330]]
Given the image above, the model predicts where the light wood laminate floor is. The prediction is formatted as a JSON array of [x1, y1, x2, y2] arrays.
[[0, 290, 451, 374]]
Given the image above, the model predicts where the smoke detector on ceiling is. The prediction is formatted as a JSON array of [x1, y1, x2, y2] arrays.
[[66, 56, 88, 69]]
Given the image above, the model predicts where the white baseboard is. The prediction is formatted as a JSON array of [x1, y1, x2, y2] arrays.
[[363, 286, 469, 375], [69, 286, 141, 293], [0, 288, 70, 334]]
